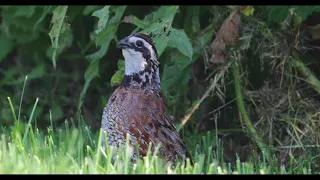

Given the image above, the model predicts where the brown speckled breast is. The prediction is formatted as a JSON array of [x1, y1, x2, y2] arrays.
[[101, 85, 192, 164]]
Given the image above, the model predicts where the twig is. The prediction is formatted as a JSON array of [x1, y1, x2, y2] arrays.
[[177, 65, 229, 131]]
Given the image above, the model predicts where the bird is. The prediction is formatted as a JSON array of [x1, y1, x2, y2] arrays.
[[101, 33, 193, 165]]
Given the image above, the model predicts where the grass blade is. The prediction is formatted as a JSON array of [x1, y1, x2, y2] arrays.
[[23, 98, 39, 144]]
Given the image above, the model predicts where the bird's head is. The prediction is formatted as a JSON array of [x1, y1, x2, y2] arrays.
[[118, 33, 160, 89]]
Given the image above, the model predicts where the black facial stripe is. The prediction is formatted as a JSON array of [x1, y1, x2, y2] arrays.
[[129, 42, 151, 60], [133, 33, 158, 59]]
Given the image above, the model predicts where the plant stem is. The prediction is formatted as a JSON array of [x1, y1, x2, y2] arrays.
[[232, 61, 272, 164], [293, 55, 320, 94]]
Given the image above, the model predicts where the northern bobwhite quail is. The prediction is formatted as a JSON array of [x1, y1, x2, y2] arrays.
[[101, 33, 193, 165]]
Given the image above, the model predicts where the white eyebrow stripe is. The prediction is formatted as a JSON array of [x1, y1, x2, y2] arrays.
[[128, 37, 150, 48], [128, 36, 157, 61]]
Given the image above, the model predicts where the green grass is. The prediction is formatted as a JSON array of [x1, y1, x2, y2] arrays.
[[0, 101, 316, 174], [0, 77, 317, 174]]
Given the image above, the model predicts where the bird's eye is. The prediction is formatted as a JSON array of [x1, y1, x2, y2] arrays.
[[136, 40, 143, 47]]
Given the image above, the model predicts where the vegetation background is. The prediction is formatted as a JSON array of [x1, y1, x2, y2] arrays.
[[1, 5, 320, 174]]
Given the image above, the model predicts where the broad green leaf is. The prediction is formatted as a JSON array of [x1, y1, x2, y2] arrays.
[[111, 70, 125, 87], [242, 6, 254, 16], [86, 43, 109, 62], [161, 64, 191, 94], [168, 29, 193, 59], [118, 59, 125, 69], [293, 6, 320, 21], [46, 28, 73, 60], [92, 6, 110, 35], [122, 15, 151, 29], [153, 35, 169, 57], [94, 23, 118, 46], [172, 53, 193, 70], [267, 6, 320, 23], [141, 22, 164, 35], [267, 6, 290, 23], [154, 6, 178, 24], [111, 59, 125, 87], [125, 6, 179, 58], [83, 5, 103, 15], [48, 6, 69, 68], [0, 33, 14, 63], [135, 6, 179, 36]]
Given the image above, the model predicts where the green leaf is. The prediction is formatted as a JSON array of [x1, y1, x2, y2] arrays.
[[84, 59, 99, 81], [153, 35, 169, 57], [267, 6, 320, 23], [48, 6, 69, 68], [124, 6, 179, 58], [161, 64, 191, 94], [135, 6, 179, 35], [83, 5, 103, 15], [172, 53, 193, 70], [111, 60, 125, 87], [267, 6, 290, 23], [122, 15, 151, 29], [242, 6, 254, 16], [46, 28, 73, 60], [86, 43, 109, 62], [92, 6, 110, 35], [154, 6, 178, 24], [88, 6, 126, 61], [168, 29, 193, 59], [0, 33, 14, 63], [293, 6, 320, 21]]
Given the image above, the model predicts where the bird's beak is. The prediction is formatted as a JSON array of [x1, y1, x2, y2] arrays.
[[117, 37, 130, 49]]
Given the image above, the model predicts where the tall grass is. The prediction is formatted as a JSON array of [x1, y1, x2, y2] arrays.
[[0, 77, 317, 174]]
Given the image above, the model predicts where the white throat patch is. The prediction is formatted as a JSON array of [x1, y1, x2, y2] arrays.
[[122, 49, 147, 76]]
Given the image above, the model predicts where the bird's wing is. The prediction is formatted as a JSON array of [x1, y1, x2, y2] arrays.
[[106, 86, 192, 163]]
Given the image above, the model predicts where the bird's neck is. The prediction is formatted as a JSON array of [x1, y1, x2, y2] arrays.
[[121, 60, 161, 90]]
